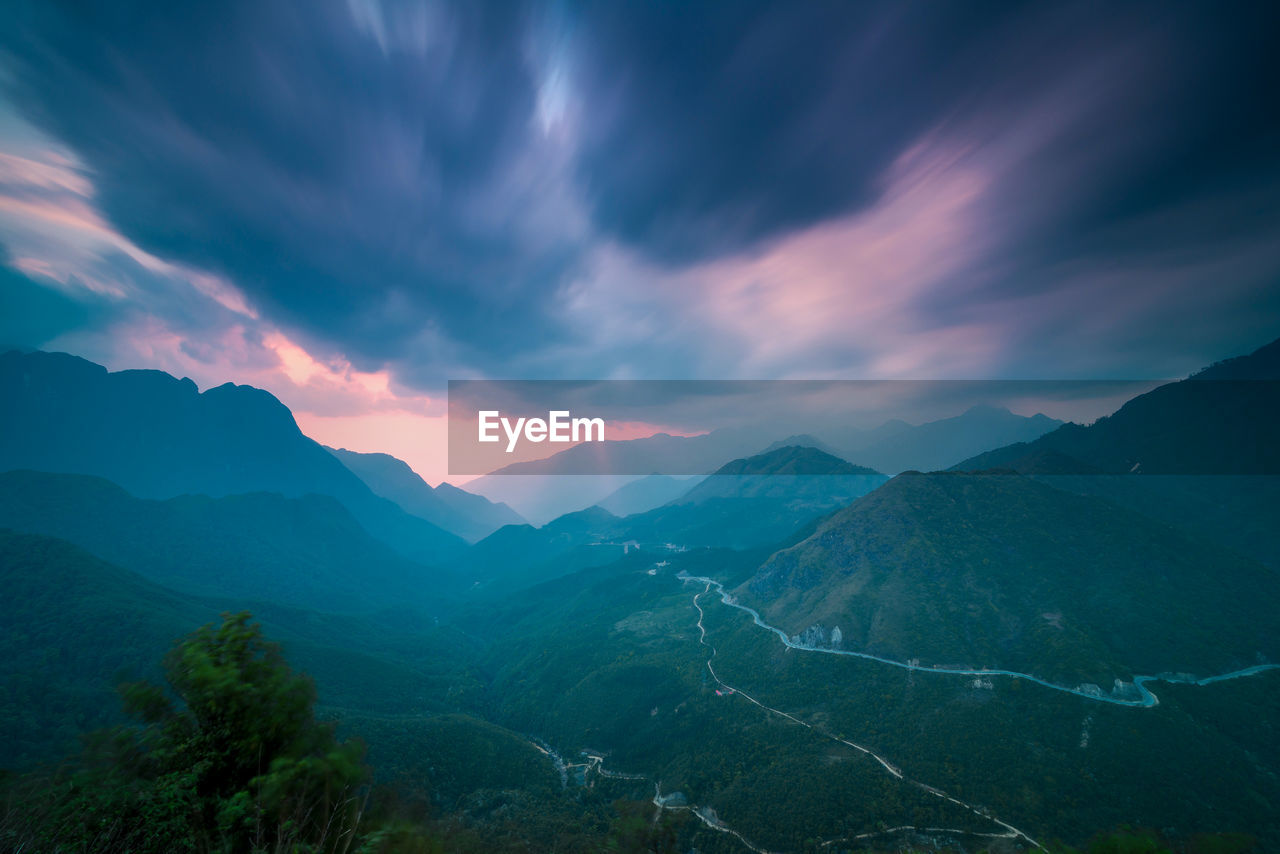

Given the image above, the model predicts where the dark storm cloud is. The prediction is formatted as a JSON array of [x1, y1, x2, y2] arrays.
[[2, 0, 1278, 384], [568, 1, 1280, 266], [566, 0, 1008, 263], [1, 0, 577, 374]]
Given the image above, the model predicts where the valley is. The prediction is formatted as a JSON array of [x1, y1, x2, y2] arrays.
[[2, 344, 1279, 852]]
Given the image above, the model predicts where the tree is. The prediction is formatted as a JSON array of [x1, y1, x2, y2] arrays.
[[15, 612, 370, 853]]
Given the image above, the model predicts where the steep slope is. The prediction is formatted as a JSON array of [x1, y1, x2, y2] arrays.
[[596, 473, 704, 516], [759, 433, 844, 457], [843, 405, 1062, 473], [0, 470, 460, 612], [455, 506, 629, 595], [328, 446, 524, 542], [953, 338, 1280, 475], [676, 445, 880, 500], [614, 447, 885, 549], [738, 473, 1280, 685], [0, 350, 465, 563], [0, 530, 478, 768], [944, 340, 1280, 568]]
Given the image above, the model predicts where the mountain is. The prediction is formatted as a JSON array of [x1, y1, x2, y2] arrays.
[[0, 529, 478, 767], [611, 447, 885, 550], [759, 433, 844, 457], [462, 474, 642, 526], [671, 445, 882, 502], [596, 473, 706, 516], [456, 506, 629, 594], [952, 338, 1280, 475], [0, 529, 213, 766], [327, 446, 524, 542], [836, 405, 1062, 473], [0, 469, 459, 613], [480, 428, 762, 476], [465, 428, 769, 523], [738, 473, 1280, 685], [0, 350, 465, 563], [455, 448, 879, 593]]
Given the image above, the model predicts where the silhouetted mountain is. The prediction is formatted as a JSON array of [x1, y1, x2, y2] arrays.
[[0, 470, 460, 612], [604, 447, 885, 550], [327, 446, 524, 542], [481, 428, 762, 476], [0, 350, 465, 562], [838, 405, 1062, 473], [596, 473, 706, 516], [461, 474, 639, 527], [456, 507, 629, 595], [466, 428, 769, 522], [760, 434, 844, 457], [739, 473, 1280, 685], [953, 338, 1280, 475], [672, 445, 881, 502]]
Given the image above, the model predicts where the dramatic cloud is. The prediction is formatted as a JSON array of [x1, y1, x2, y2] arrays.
[[1, 0, 1278, 457], [1, 0, 588, 376]]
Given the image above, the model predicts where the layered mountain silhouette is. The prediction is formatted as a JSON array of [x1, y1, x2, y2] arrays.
[[461, 446, 887, 594], [328, 446, 524, 542], [456, 505, 628, 594], [0, 350, 465, 563], [831, 405, 1062, 474], [952, 339, 1280, 475], [596, 473, 705, 516], [0, 470, 458, 612]]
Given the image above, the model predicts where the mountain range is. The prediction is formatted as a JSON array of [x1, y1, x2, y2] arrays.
[[327, 446, 524, 542], [468, 405, 1061, 522], [0, 350, 485, 561], [953, 340, 1280, 475], [0, 469, 459, 613]]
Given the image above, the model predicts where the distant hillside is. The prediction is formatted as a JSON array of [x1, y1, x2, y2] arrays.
[[328, 446, 524, 542], [760, 434, 844, 457], [480, 428, 761, 476], [455, 449, 878, 593], [0, 470, 459, 613], [0, 350, 465, 563], [672, 445, 882, 503], [456, 506, 628, 594], [838, 405, 1062, 473], [605, 447, 885, 550], [597, 473, 704, 516], [738, 473, 1280, 685], [953, 338, 1280, 475]]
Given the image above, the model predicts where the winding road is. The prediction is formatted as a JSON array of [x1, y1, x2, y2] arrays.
[[688, 580, 1044, 852], [526, 569, 1278, 853], [679, 572, 1279, 708]]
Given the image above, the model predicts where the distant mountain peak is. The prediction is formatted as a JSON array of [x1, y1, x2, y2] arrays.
[[712, 445, 880, 476]]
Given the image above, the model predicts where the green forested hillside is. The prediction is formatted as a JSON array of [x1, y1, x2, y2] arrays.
[[738, 473, 1280, 684], [0, 529, 479, 767]]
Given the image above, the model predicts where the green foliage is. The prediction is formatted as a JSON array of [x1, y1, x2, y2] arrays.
[[4, 612, 371, 853]]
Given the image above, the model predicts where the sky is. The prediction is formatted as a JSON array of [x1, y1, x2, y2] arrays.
[[1, 0, 1278, 484]]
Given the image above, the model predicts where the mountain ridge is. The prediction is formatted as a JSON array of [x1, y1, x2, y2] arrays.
[[0, 350, 465, 563]]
